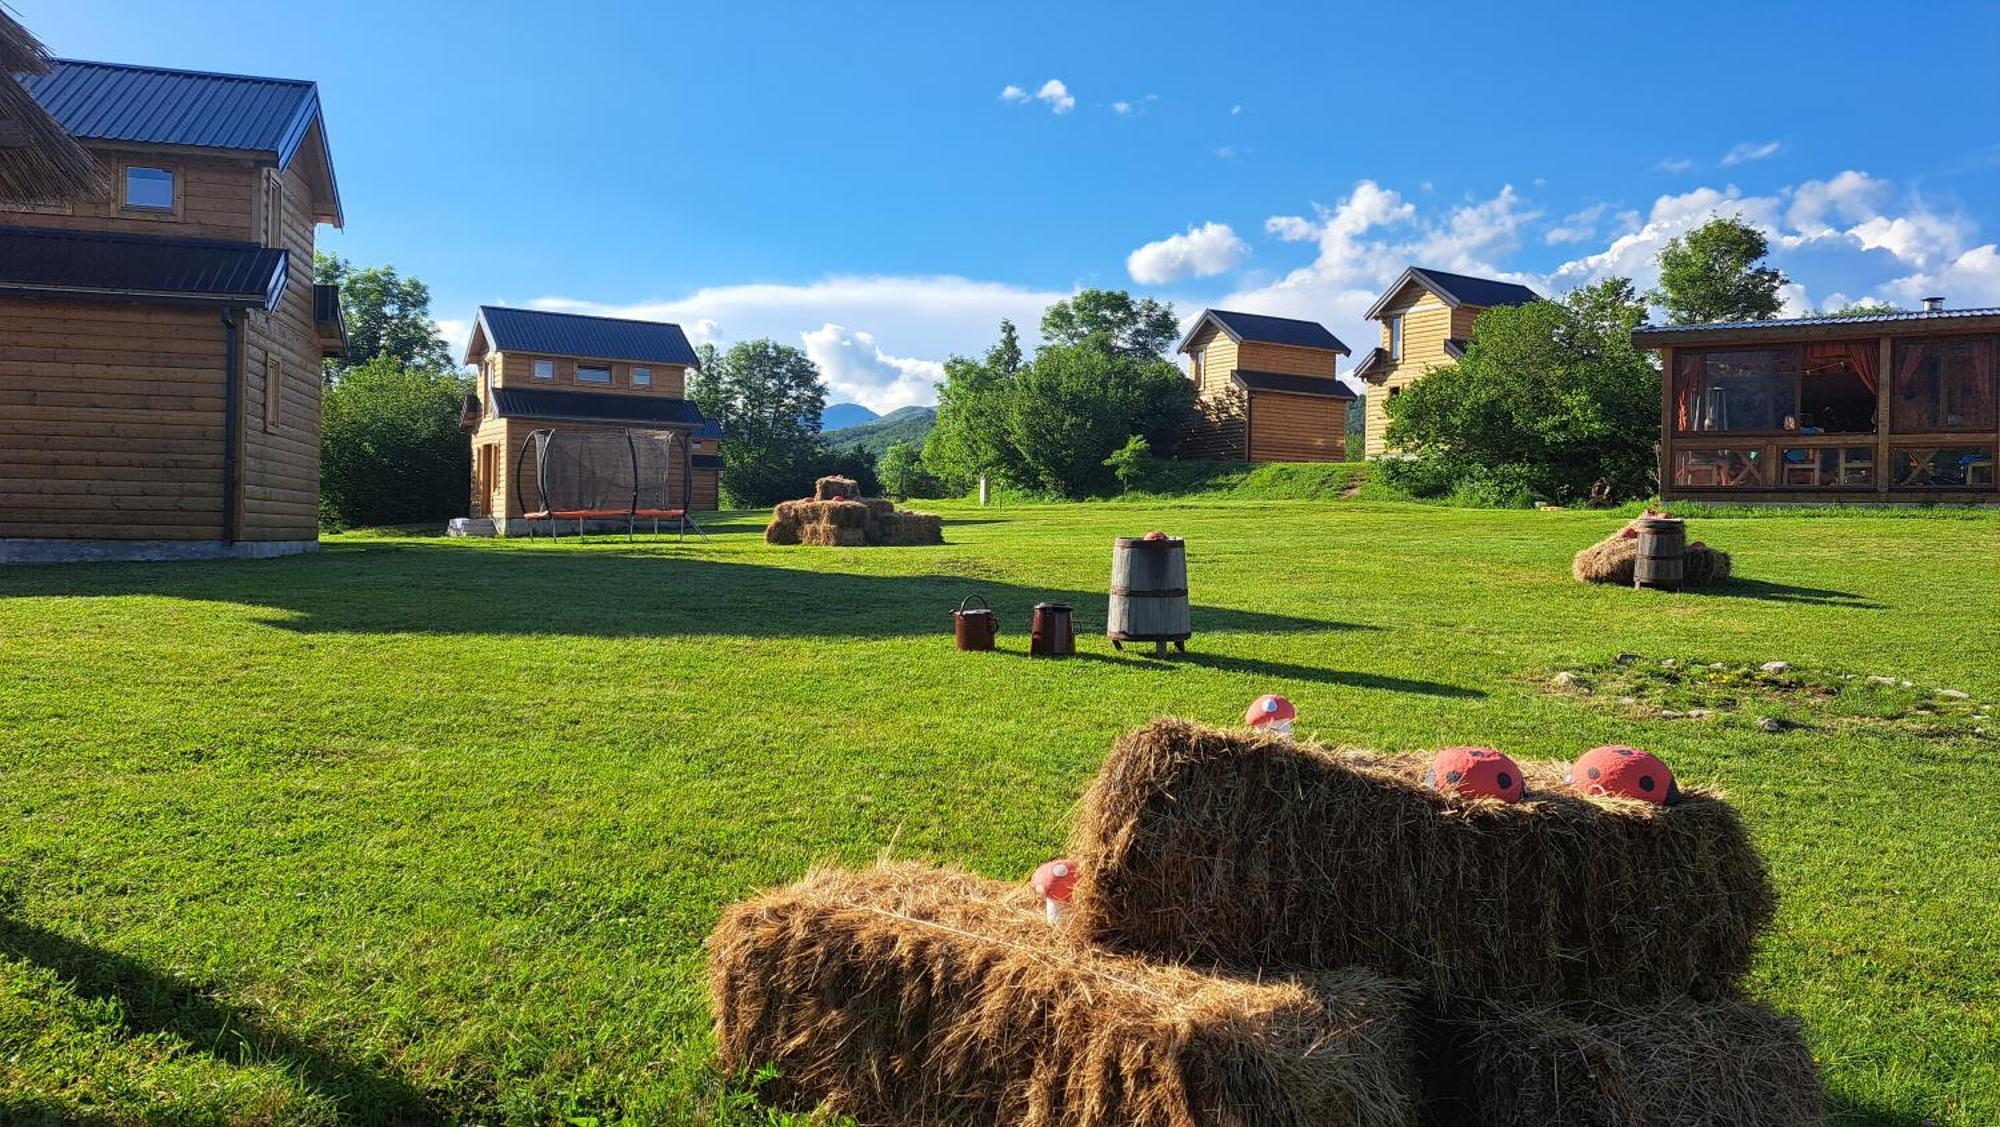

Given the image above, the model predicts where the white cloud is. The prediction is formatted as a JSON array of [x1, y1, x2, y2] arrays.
[[1883, 244, 2000, 309], [1654, 157, 1696, 174], [1720, 140, 1783, 167], [999, 84, 1028, 104], [433, 317, 470, 360], [1111, 100, 1132, 115], [1546, 202, 1611, 245], [1265, 215, 1318, 243], [1214, 145, 1236, 160], [1127, 221, 1251, 284], [800, 323, 947, 413], [1230, 104, 1244, 115], [527, 275, 1069, 409], [1036, 79, 1075, 114]]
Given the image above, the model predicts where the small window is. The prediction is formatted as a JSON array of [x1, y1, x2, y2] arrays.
[[632, 366, 652, 387], [124, 166, 175, 211], [263, 353, 283, 431], [1190, 348, 1204, 381], [533, 359, 554, 381], [577, 365, 612, 384], [261, 169, 285, 247], [1389, 315, 1403, 361]]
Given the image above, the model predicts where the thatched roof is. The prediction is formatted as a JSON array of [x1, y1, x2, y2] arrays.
[[0, 7, 105, 204]]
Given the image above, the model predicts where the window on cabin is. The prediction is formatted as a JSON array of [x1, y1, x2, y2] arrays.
[[1891, 336, 1996, 433], [533, 359, 554, 380], [577, 365, 612, 384], [261, 170, 285, 247], [263, 354, 283, 432], [1389, 315, 1403, 360], [1190, 348, 1204, 382], [632, 367, 652, 387], [1672, 348, 1799, 433], [123, 166, 175, 211]]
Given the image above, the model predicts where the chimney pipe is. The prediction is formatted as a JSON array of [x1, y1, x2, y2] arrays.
[[1922, 296, 1944, 312]]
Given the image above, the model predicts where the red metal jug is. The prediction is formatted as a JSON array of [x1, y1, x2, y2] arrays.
[[952, 594, 999, 651], [1030, 602, 1076, 657]]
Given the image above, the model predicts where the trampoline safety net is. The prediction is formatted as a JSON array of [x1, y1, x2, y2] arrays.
[[516, 428, 696, 530]]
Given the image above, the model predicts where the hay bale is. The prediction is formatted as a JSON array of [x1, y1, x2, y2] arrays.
[[1428, 995, 1823, 1126], [1684, 543, 1732, 584], [1067, 720, 1774, 1004], [762, 516, 800, 545], [813, 474, 860, 501], [861, 497, 897, 520], [708, 863, 1420, 1127], [1572, 522, 1731, 587], [874, 510, 944, 546], [798, 522, 867, 547]]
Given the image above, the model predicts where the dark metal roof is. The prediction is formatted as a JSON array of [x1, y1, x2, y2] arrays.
[[1443, 338, 1469, 359], [1350, 347, 1389, 384], [22, 59, 322, 161], [1179, 308, 1350, 355], [1365, 266, 1541, 320], [1632, 306, 2000, 346], [690, 453, 724, 470], [0, 224, 286, 308], [312, 282, 347, 357], [472, 305, 701, 367], [492, 386, 708, 428], [692, 419, 723, 440], [1231, 369, 1356, 399]]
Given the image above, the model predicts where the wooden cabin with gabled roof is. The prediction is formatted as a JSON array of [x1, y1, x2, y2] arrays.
[[0, 55, 345, 563], [1351, 267, 1540, 457], [460, 306, 721, 534], [1176, 309, 1355, 462]]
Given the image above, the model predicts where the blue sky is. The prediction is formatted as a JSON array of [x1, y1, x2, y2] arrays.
[[28, 0, 2000, 410]]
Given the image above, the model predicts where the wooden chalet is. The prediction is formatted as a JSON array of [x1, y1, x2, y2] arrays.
[[0, 58, 344, 562], [1351, 267, 1540, 457], [461, 306, 720, 533], [1633, 301, 1999, 503], [1177, 309, 1354, 462]]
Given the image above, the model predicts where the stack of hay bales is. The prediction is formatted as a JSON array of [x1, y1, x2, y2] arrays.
[[762, 481, 944, 547], [708, 720, 1823, 1125], [1574, 516, 1732, 586]]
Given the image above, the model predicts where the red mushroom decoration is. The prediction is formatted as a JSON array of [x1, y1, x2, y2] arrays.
[[1424, 746, 1526, 803], [1568, 745, 1680, 805], [1031, 858, 1079, 925], [1244, 694, 1297, 739], [1143, 530, 1169, 541]]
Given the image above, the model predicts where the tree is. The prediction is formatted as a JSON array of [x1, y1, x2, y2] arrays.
[[319, 357, 470, 527], [1040, 289, 1181, 358], [1648, 217, 1788, 325], [878, 440, 942, 498], [315, 254, 454, 378], [693, 339, 831, 505], [1382, 277, 1660, 504], [922, 327, 1028, 493], [1821, 300, 1902, 318], [1004, 342, 1192, 497], [1103, 434, 1151, 493]]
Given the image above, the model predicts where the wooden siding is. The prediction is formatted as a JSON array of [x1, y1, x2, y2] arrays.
[[0, 298, 227, 539], [487, 350, 689, 397], [235, 156, 324, 541], [1237, 341, 1340, 378], [1180, 323, 1246, 459], [0, 147, 258, 242], [1364, 294, 1454, 457], [1249, 393, 1348, 462]]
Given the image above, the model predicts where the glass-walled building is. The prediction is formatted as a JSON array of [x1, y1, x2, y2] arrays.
[[1633, 305, 1998, 502]]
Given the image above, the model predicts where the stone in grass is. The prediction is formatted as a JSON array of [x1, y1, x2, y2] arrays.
[[1687, 709, 1713, 719], [1756, 717, 1786, 733], [1552, 671, 1584, 690], [1866, 676, 1898, 686], [1659, 710, 1686, 720], [1937, 689, 1970, 700], [1661, 659, 1678, 669], [1615, 652, 1641, 665], [1760, 661, 1791, 674]]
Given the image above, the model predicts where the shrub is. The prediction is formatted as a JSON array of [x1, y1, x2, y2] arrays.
[[320, 358, 469, 527]]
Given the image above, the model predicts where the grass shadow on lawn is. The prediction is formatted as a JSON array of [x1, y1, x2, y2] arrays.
[[1826, 1094, 1941, 1127], [1702, 578, 1886, 609], [0, 541, 1372, 643], [0, 917, 446, 1121], [981, 646, 1477, 697]]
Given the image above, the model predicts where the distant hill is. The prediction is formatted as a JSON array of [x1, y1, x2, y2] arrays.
[[820, 402, 880, 431], [824, 405, 936, 456]]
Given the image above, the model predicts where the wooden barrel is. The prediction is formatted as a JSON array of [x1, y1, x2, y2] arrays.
[[1634, 517, 1687, 590], [1109, 537, 1190, 651]]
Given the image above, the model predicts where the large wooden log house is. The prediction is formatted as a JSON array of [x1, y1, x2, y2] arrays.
[[0, 58, 344, 562], [1177, 309, 1354, 462]]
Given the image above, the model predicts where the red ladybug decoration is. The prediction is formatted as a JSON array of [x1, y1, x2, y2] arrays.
[[1424, 746, 1525, 803], [1569, 745, 1680, 805]]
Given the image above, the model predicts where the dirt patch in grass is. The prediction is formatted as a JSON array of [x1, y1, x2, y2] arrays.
[[1541, 656, 1993, 740]]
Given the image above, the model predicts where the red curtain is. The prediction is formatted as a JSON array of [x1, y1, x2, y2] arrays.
[[1674, 352, 1703, 431], [1805, 341, 1877, 393]]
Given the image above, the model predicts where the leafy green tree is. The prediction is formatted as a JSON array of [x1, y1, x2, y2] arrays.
[[1647, 217, 1788, 325], [1820, 300, 1902, 318], [922, 328, 1028, 493], [691, 339, 834, 505], [1040, 289, 1181, 358], [319, 357, 470, 527], [315, 254, 455, 378], [1383, 277, 1659, 504], [1004, 342, 1193, 497], [878, 440, 943, 498], [1103, 434, 1151, 493]]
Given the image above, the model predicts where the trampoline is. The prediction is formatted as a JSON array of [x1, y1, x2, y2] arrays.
[[515, 427, 708, 540]]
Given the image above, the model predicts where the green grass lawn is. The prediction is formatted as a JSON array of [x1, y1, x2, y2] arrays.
[[1, 500, 1996, 1125]]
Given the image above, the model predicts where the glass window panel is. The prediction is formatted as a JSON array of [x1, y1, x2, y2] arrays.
[[125, 166, 174, 210], [1676, 349, 1798, 433], [1673, 448, 1764, 488], [1892, 337, 1997, 433], [577, 366, 611, 384], [1892, 446, 1996, 489], [632, 367, 651, 386], [533, 359, 554, 380], [1780, 447, 1874, 488]]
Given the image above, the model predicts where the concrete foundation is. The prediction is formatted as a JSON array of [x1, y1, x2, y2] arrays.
[[0, 539, 320, 565]]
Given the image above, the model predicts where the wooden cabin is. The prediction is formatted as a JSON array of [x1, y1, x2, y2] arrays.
[[1176, 309, 1354, 462], [0, 59, 344, 563], [1633, 302, 1999, 503], [461, 306, 720, 533], [1351, 267, 1540, 457]]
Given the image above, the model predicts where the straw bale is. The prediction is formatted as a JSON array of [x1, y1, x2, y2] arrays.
[[874, 510, 944, 546], [798, 522, 867, 547], [709, 863, 1420, 1127], [1067, 720, 1773, 1004], [1571, 523, 1730, 586], [814, 474, 861, 501]]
